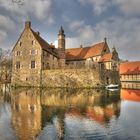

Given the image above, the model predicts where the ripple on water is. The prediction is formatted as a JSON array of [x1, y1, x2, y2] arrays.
[[37, 124, 58, 140], [64, 114, 134, 140]]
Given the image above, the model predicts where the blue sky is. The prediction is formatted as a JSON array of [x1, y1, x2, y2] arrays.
[[0, 0, 140, 61]]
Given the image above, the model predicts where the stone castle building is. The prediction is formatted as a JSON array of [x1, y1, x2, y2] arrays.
[[11, 21, 119, 87]]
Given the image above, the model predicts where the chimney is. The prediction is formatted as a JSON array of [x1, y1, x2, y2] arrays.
[[80, 45, 83, 48], [25, 21, 31, 28], [104, 37, 107, 43], [36, 31, 40, 36]]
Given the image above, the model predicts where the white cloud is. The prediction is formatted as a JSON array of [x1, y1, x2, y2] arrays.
[[33, 0, 51, 19], [69, 20, 95, 42], [0, 15, 16, 32], [66, 37, 80, 48], [0, 30, 7, 42], [100, 16, 140, 60], [0, 0, 53, 21], [53, 40, 58, 48], [69, 20, 85, 30], [66, 16, 140, 60], [114, 0, 140, 16], [78, 0, 140, 17], [78, 25, 95, 41], [78, 0, 111, 15]]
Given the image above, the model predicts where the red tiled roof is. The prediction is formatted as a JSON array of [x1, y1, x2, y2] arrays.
[[66, 42, 106, 61], [99, 53, 112, 62], [120, 61, 140, 75], [121, 89, 140, 102]]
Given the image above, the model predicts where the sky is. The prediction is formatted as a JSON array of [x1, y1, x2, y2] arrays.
[[0, 0, 140, 61]]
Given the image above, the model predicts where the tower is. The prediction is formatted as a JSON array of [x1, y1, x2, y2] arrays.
[[58, 26, 65, 68]]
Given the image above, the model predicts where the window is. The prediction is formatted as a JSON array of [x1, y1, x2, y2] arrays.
[[18, 41, 22, 46], [17, 51, 21, 56], [32, 40, 36, 45], [42, 62, 45, 69], [47, 63, 50, 69], [31, 50, 36, 55], [31, 61, 35, 69], [43, 51, 46, 57], [46, 52, 50, 57], [16, 61, 20, 69]]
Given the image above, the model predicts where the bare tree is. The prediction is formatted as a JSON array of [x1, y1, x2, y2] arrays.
[[0, 48, 12, 84], [12, 0, 24, 5]]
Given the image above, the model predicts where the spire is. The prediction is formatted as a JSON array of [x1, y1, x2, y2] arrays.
[[112, 46, 116, 52], [59, 26, 65, 35]]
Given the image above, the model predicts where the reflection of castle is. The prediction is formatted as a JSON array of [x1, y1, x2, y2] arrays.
[[11, 89, 41, 140], [121, 89, 140, 102], [40, 89, 121, 139], [10, 88, 121, 139]]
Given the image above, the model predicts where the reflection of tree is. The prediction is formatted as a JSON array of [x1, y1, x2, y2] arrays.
[[57, 110, 65, 140]]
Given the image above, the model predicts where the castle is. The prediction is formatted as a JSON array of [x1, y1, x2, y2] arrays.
[[11, 21, 119, 87]]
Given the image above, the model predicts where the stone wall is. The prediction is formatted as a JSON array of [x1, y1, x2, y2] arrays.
[[11, 24, 42, 87], [12, 68, 120, 88], [100, 70, 120, 85], [41, 69, 104, 88]]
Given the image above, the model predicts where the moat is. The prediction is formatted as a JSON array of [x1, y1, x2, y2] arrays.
[[0, 88, 140, 140]]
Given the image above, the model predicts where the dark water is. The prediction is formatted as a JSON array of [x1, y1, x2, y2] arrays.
[[0, 88, 140, 140]]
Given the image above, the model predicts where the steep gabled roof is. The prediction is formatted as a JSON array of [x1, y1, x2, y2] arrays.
[[119, 61, 140, 75], [31, 29, 58, 57], [31, 29, 51, 50], [99, 53, 112, 62], [12, 21, 58, 57], [66, 42, 106, 61]]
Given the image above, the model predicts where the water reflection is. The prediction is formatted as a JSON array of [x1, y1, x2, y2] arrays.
[[121, 89, 140, 102], [1, 88, 140, 139], [11, 89, 41, 140], [9, 88, 120, 140]]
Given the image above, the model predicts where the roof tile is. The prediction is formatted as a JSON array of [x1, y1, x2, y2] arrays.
[[66, 42, 106, 60], [119, 61, 140, 75], [99, 53, 112, 62]]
